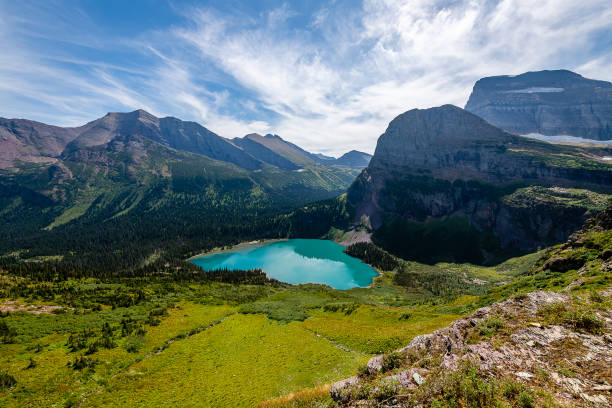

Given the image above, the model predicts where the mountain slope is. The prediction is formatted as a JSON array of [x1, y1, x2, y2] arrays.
[[326, 204, 612, 408], [347, 105, 612, 264], [0, 111, 361, 272], [465, 70, 612, 140], [0, 118, 79, 168], [232, 133, 312, 170], [68, 110, 264, 170]]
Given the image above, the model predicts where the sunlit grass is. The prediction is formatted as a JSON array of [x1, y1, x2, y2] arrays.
[[83, 314, 366, 408]]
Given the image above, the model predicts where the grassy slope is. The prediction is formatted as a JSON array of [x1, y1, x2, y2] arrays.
[[84, 314, 365, 408], [0, 262, 505, 407], [2, 207, 609, 407]]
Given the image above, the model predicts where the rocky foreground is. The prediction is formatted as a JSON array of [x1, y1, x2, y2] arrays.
[[330, 289, 611, 407]]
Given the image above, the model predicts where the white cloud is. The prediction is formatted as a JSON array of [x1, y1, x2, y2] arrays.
[[164, 0, 612, 155], [1, 0, 611, 156]]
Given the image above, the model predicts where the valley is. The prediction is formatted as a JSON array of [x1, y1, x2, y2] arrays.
[[1, 69, 612, 408]]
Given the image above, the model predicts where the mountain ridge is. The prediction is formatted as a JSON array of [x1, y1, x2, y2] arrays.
[[1, 110, 371, 173]]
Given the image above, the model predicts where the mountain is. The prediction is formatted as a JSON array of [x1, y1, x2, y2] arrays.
[[465, 70, 612, 140], [231, 133, 315, 170], [333, 150, 372, 168], [1, 110, 262, 171], [232, 133, 371, 170], [347, 104, 612, 264], [0, 110, 362, 271]]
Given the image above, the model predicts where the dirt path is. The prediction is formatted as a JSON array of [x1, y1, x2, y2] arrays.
[[305, 327, 368, 355]]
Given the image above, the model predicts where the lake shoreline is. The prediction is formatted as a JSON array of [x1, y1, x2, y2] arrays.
[[188, 238, 381, 290], [186, 238, 288, 261]]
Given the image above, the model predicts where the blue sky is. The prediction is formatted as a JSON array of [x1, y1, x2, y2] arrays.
[[1, 0, 611, 155]]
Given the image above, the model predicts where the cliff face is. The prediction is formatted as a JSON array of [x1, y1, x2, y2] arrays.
[[347, 105, 612, 263], [465, 70, 612, 140]]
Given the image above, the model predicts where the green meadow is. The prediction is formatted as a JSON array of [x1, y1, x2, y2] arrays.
[[4, 240, 609, 408]]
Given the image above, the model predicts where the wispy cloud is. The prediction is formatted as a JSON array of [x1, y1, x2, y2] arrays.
[[1, 0, 611, 155]]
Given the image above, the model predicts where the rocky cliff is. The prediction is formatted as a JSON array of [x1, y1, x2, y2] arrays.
[[331, 289, 611, 407], [329, 205, 612, 407], [465, 70, 612, 140], [347, 105, 612, 263]]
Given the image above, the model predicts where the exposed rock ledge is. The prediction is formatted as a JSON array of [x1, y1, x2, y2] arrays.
[[331, 290, 612, 407]]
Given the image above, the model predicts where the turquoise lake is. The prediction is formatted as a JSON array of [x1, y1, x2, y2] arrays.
[[190, 239, 378, 289]]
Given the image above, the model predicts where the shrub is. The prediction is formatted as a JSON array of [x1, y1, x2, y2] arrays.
[[371, 378, 400, 401], [517, 391, 535, 408], [25, 357, 37, 369], [66, 331, 93, 352], [356, 363, 370, 378], [0, 372, 17, 389], [350, 383, 372, 400], [85, 343, 98, 355], [124, 334, 146, 353], [146, 316, 161, 326], [323, 303, 358, 315], [0, 319, 16, 343], [93, 335, 117, 350], [68, 355, 97, 370], [477, 318, 505, 337], [562, 310, 604, 334], [419, 362, 498, 408], [502, 379, 524, 399], [381, 351, 401, 373], [540, 301, 605, 334], [101, 322, 114, 337], [588, 290, 605, 303]]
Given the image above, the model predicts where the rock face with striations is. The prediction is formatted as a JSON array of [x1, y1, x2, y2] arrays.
[[347, 105, 612, 264], [465, 70, 612, 140]]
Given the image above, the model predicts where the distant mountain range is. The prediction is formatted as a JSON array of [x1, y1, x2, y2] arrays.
[[465, 70, 612, 141], [0, 109, 371, 172]]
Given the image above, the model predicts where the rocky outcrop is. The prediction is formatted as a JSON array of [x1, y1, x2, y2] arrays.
[[347, 105, 612, 263], [465, 70, 612, 140], [331, 290, 612, 407]]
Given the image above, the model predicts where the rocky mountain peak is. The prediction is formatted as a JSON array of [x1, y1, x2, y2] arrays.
[[465, 70, 612, 140], [370, 104, 516, 170]]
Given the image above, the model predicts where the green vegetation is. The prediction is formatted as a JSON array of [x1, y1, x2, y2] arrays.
[[375, 215, 499, 264], [501, 186, 610, 211], [538, 301, 605, 334], [0, 261, 492, 408], [1, 197, 610, 407], [344, 242, 400, 271], [0, 232, 540, 407], [412, 362, 537, 408]]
